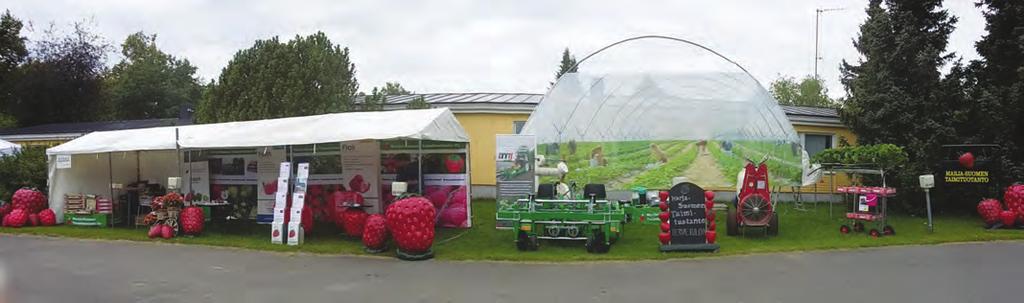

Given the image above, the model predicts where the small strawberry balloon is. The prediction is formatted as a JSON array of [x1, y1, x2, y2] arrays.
[[959, 152, 975, 169]]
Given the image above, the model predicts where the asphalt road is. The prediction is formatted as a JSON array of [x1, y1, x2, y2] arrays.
[[1, 235, 1020, 303]]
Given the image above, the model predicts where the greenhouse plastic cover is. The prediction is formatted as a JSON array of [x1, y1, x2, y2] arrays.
[[522, 36, 815, 187]]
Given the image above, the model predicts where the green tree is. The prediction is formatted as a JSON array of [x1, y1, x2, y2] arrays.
[[0, 146, 47, 199], [769, 75, 835, 107], [0, 10, 27, 84], [5, 22, 112, 126], [551, 47, 577, 86], [839, 0, 960, 212], [355, 87, 386, 111], [965, 0, 1024, 180], [105, 32, 202, 119], [198, 32, 358, 122], [406, 95, 431, 109], [381, 81, 411, 95]]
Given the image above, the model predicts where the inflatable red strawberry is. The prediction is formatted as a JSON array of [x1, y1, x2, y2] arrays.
[[148, 224, 163, 238], [659, 212, 669, 222], [1000, 210, 1017, 227], [1004, 185, 1024, 220], [38, 209, 57, 226], [28, 213, 39, 226], [5, 209, 27, 228], [658, 232, 670, 244], [0, 203, 11, 218], [706, 230, 717, 244], [180, 206, 205, 235], [386, 197, 435, 257], [340, 207, 369, 237], [160, 224, 174, 239], [977, 198, 1003, 225], [12, 188, 47, 213], [362, 214, 388, 252], [660, 222, 670, 232]]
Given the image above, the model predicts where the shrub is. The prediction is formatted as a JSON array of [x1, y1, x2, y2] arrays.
[[0, 146, 48, 201]]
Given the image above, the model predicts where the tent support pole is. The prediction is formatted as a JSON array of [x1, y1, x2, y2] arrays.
[[418, 139, 423, 195], [176, 128, 181, 190], [108, 152, 114, 227]]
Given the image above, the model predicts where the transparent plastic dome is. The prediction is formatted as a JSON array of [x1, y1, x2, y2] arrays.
[[523, 36, 808, 190]]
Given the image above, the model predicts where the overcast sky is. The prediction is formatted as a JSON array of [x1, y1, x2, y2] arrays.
[[6, 0, 986, 98]]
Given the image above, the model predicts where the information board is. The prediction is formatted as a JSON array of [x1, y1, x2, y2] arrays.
[[667, 182, 707, 245]]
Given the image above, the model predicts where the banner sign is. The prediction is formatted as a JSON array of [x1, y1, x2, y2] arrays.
[[495, 135, 535, 229]]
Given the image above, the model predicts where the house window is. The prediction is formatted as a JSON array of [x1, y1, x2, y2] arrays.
[[802, 133, 834, 157], [513, 121, 526, 134]]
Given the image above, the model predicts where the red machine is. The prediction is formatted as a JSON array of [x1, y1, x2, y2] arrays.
[[727, 162, 779, 236]]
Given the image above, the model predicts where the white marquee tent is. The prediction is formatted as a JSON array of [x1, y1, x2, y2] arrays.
[[0, 138, 22, 156], [46, 108, 470, 223]]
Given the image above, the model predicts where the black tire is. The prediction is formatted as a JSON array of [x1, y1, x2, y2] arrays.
[[586, 231, 610, 254], [516, 231, 533, 251], [726, 205, 738, 236], [767, 213, 779, 236]]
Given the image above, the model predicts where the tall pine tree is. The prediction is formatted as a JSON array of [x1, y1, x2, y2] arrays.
[[839, 0, 960, 211], [551, 48, 577, 86], [968, 0, 1024, 180]]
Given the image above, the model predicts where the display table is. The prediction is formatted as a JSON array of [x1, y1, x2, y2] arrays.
[[65, 213, 110, 227]]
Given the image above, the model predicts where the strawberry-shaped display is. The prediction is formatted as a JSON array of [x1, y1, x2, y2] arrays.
[[1000, 210, 1017, 227], [658, 232, 670, 245], [959, 152, 976, 169], [148, 224, 163, 238], [349, 175, 371, 193], [1004, 184, 1024, 220], [385, 197, 436, 260], [180, 206, 205, 235], [28, 213, 39, 226], [340, 207, 369, 237], [12, 188, 47, 213], [160, 224, 174, 239], [706, 230, 717, 244], [445, 154, 465, 173], [362, 214, 388, 253], [977, 198, 1003, 225], [5, 209, 27, 228], [38, 209, 56, 226]]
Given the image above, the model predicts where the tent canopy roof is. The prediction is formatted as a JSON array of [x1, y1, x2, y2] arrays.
[[47, 108, 469, 155]]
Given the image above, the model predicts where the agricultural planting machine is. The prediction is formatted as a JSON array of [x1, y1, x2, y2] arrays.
[[726, 160, 779, 236], [496, 183, 626, 253]]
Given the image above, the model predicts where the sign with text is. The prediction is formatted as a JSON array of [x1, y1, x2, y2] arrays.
[[496, 135, 535, 229], [55, 155, 71, 169], [666, 182, 707, 245]]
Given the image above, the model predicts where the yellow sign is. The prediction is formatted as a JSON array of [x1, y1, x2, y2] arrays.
[[944, 170, 990, 183]]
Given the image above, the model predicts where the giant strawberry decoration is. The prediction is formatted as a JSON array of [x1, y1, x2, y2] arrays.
[[340, 207, 369, 237], [148, 224, 163, 238], [1000, 210, 1017, 227], [12, 188, 47, 213], [38, 209, 57, 226], [0, 203, 11, 218], [180, 206, 205, 235], [977, 198, 1003, 225], [1004, 184, 1024, 220], [362, 214, 388, 252], [5, 209, 27, 228], [386, 197, 436, 256], [445, 155, 464, 173], [959, 152, 976, 169], [160, 224, 174, 239]]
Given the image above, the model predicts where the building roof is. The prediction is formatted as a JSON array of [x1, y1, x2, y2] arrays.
[[377, 93, 541, 114], [778, 105, 841, 126], [0, 118, 184, 141]]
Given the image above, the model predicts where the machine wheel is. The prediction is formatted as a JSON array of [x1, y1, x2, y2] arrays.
[[853, 222, 865, 233], [586, 231, 610, 254], [840, 225, 851, 234], [726, 205, 738, 236], [869, 229, 880, 238], [767, 213, 779, 236], [883, 225, 895, 236]]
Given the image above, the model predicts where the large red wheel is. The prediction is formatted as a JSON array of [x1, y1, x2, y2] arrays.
[[840, 225, 850, 234]]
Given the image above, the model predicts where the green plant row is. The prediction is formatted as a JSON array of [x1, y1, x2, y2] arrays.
[[627, 143, 699, 189], [812, 144, 909, 169]]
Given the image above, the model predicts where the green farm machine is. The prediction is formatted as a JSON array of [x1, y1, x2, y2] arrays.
[[496, 183, 626, 253]]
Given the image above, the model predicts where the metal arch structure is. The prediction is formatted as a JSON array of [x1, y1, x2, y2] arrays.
[[557, 35, 767, 90]]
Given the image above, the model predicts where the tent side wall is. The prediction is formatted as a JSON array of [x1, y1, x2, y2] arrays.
[[48, 150, 179, 223]]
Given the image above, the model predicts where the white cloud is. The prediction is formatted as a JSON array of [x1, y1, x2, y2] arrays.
[[6, 0, 987, 97]]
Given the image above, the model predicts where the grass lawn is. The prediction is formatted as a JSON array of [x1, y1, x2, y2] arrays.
[[3, 200, 1023, 262]]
